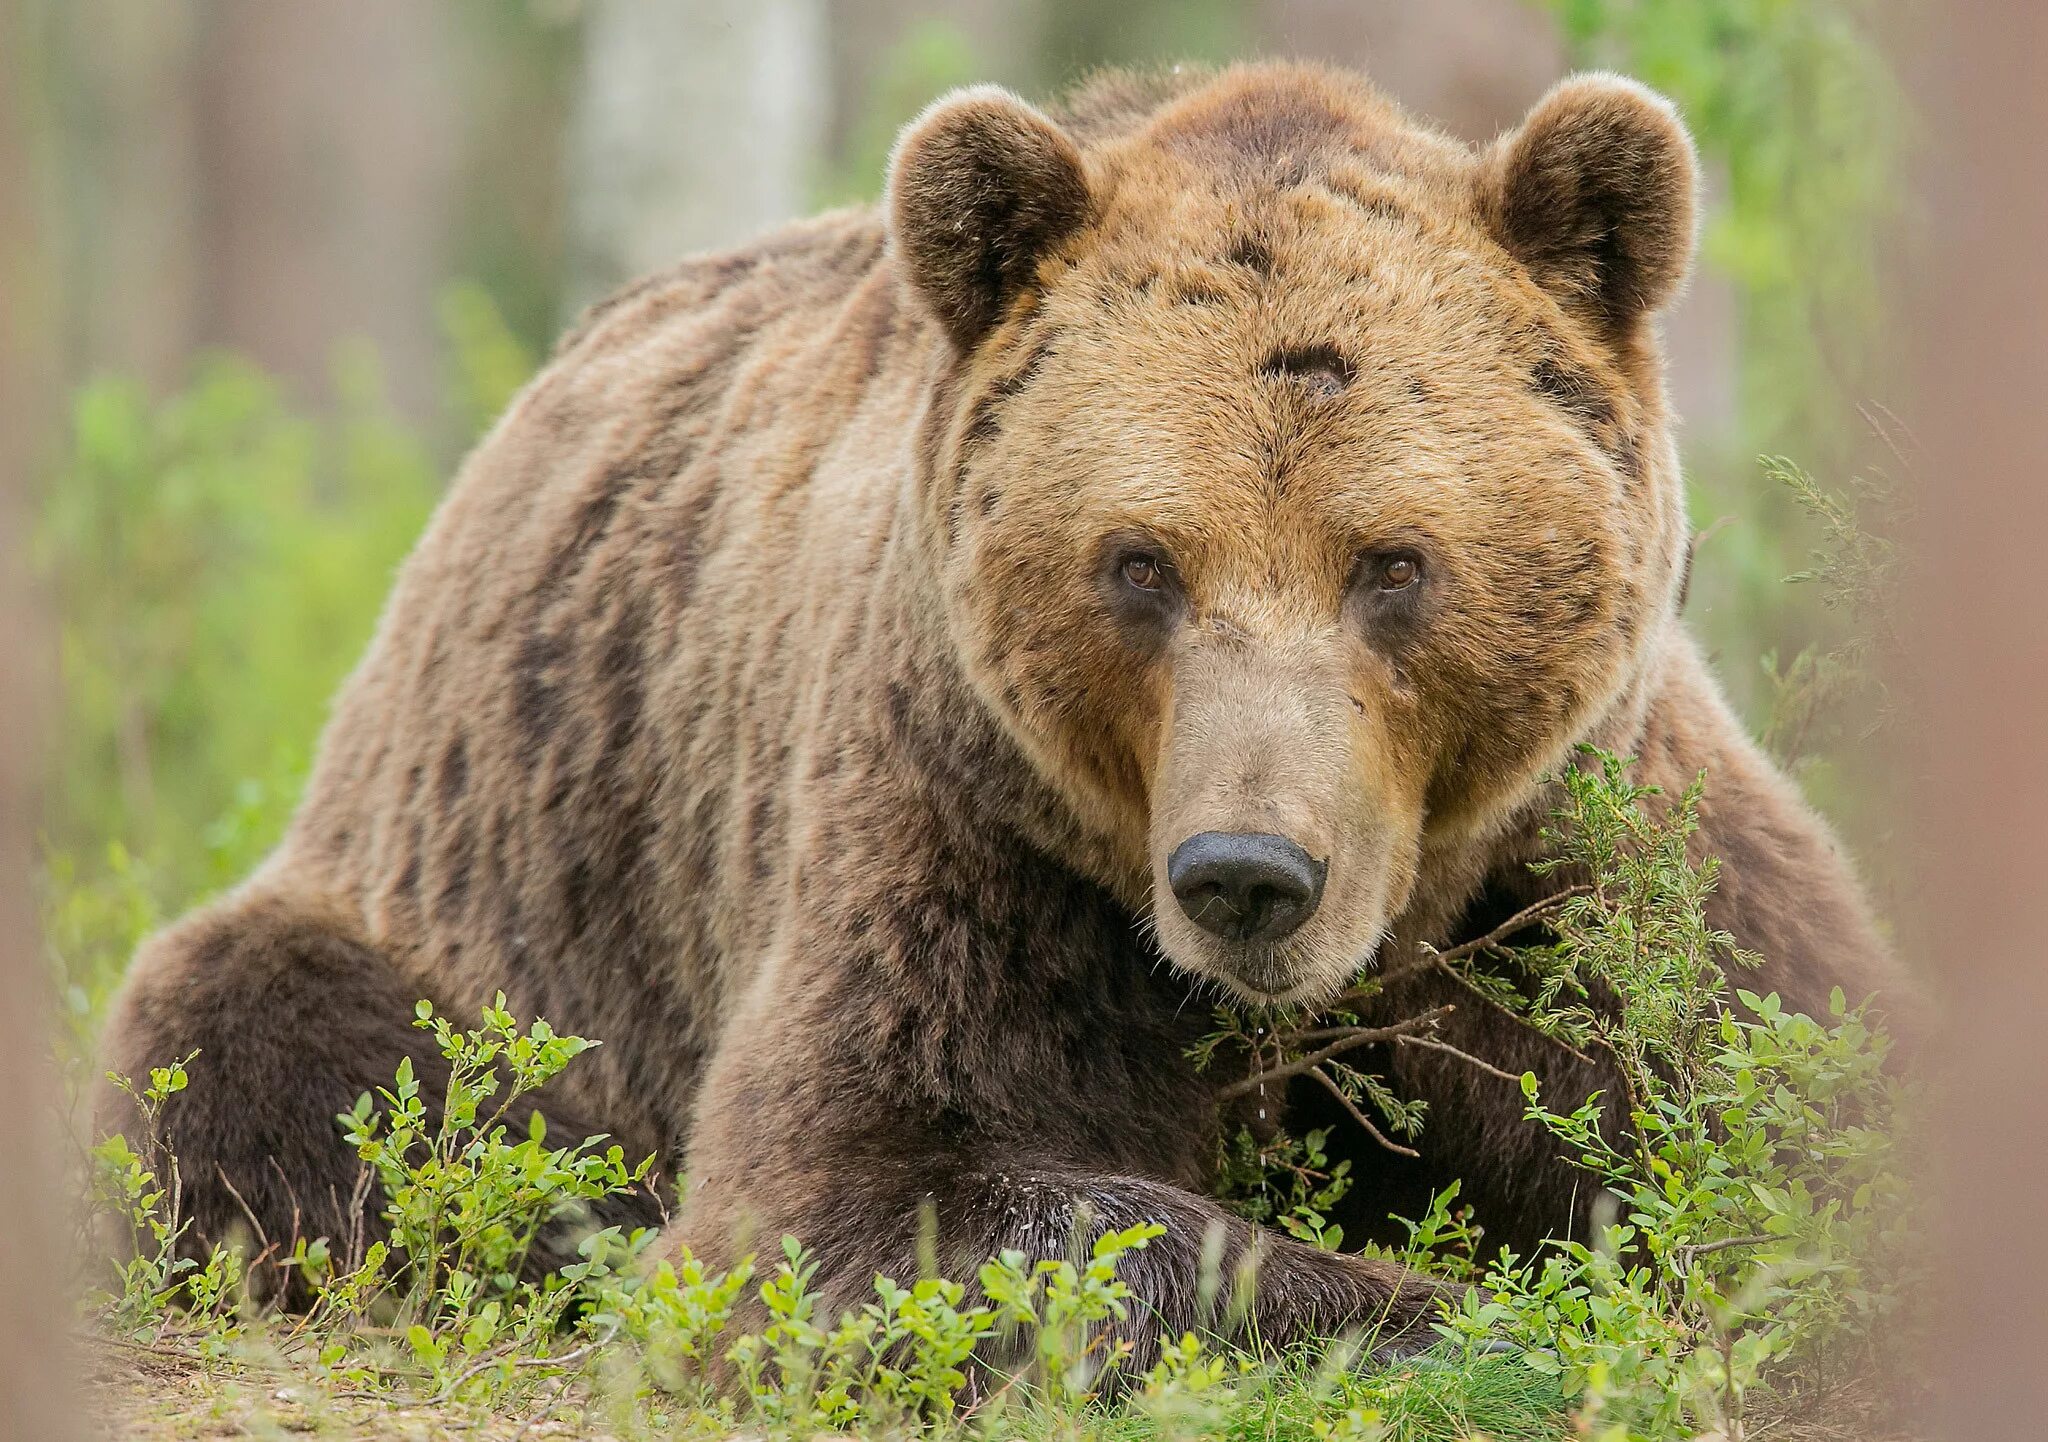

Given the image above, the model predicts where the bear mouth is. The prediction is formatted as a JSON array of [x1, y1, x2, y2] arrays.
[[1160, 925, 1381, 1009], [1210, 948, 1311, 1003]]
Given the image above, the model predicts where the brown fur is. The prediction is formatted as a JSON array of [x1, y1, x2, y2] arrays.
[[100, 62, 1904, 1363]]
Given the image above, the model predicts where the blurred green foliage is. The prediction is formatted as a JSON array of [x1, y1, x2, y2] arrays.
[[445, 0, 584, 362], [1546, 0, 1898, 452], [35, 298, 533, 1043], [1539, 0, 1903, 721]]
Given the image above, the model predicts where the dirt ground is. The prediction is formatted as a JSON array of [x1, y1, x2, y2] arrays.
[[87, 1350, 631, 1442]]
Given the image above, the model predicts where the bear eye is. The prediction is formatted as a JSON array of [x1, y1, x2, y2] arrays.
[[1121, 553, 1166, 591], [1369, 553, 1423, 592], [1098, 533, 1183, 646]]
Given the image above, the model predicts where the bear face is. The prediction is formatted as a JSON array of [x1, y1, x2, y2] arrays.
[[892, 66, 1698, 1003]]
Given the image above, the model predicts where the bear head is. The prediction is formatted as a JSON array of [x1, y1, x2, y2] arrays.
[[889, 63, 1697, 1004]]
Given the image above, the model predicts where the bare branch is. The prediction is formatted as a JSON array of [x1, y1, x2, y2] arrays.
[[1329, 886, 1590, 1011], [1395, 1031, 1526, 1083], [1217, 1006, 1455, 1100], [1306, 1065, 1420, 1158], [1673, 1233, 1776, 1266], [426, 1337, 607, 1408]]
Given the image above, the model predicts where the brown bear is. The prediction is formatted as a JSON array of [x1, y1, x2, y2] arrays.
[[100, 62, 1901, 1360]]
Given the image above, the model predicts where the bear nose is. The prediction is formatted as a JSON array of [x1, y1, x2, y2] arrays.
[[1167, 832, 1327, 944]]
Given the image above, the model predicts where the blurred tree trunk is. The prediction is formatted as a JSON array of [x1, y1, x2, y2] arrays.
[[566, 0, 829, 312], [0, 2, 77, 1431], [194, 0, 459, 423], [1905, 3, 2048, 1434], [35, 0, 459, 424], [34, 0, 205, 394]]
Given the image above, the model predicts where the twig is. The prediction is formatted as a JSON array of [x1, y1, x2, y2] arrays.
[[1395, 1031, 1525, 1083], [424, 1336, 607, 1409], [1858, 399, 1918, 475], [1673, 1234, 1775, 1265], [959, 1366, 1026, 1423], [1426, 951, 1600, 1068], [1420, 886, 1592, 964], [506, 1374, 576, 1442], [1218, 1007, 1454, 1100], [79, 1332, 294, 1378], [1306, 1066, 1419, 1158], [215, 1165, 272, 1258], [1328, 887, 1590, 1010], [213, 1164, 288, 1284]]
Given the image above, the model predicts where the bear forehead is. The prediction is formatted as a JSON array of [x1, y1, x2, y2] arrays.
[[942, 64, 1654, 528], [1046, 71, 1571, 373], [1061, 62, 1466, 177], [1022, 202, 1622, 488], [1074, 65, 1479, 224]]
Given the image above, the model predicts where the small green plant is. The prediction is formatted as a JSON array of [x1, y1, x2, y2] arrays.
[[1213, 1124, 1356, 1251], [82, 1005, 1219, 1436], [1433, 751, 1916, 1441], [86, 1053, 249, 1349], [980, 1220, 1169, 1412], [1469, 753, 1761, 1141], [322, 996, 655, 1390], [1194, 748, 1914, 1441], [722, 1236, 995, 1432], [80, 896, 1912, 1440]]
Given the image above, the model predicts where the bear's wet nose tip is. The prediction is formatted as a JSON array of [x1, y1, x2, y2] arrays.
[[1167, 832, 1327, 944]]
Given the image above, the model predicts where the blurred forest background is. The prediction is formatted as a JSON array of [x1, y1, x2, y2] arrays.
[[10, 0, 1902, 1059]]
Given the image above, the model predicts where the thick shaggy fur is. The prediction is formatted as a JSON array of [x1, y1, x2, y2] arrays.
[[101, 63, 1902, 1360]]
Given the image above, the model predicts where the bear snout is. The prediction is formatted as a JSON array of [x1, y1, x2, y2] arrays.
[[1165, 830, 1327, 944]]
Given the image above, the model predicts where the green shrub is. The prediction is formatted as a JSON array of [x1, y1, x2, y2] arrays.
[[84, 804, 1913, 1439], [327, 998, 653, 1368], [1200, 748, 1916, 1441], [83, 1003, 1222, 1434], [1434, 751, 1916, 1439]]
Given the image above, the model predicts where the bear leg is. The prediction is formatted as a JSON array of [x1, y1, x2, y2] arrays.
[[96, 888, 663, 1303]]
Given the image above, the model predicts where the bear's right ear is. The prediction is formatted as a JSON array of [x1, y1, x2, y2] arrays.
[[887, 86, 1093, 350]]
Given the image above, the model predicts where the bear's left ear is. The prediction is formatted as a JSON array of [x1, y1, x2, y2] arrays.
[[888, 86, 1093, 350], [1481, 73, 1698, 334]]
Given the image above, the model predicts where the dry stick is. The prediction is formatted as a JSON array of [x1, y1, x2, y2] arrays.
[[1216, 1007, 1455, 1100], [1429, 964, 1599, 1069], [958, 1366, 1025, 1422], [80, 1333, 297, 1378], [214, 1164, 283, 1279], [1394, 1031, 1525, 1083], [507, 1380, 572, 1442], [1219, 887, 1594, 1155], [422, 1336, 609, 1410], [1306, 1065, 1419, 1158], [1673, 1234, 1775, 1265]]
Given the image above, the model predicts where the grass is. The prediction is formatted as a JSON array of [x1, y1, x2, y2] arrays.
[[85, 1346, 1573, 1442]]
